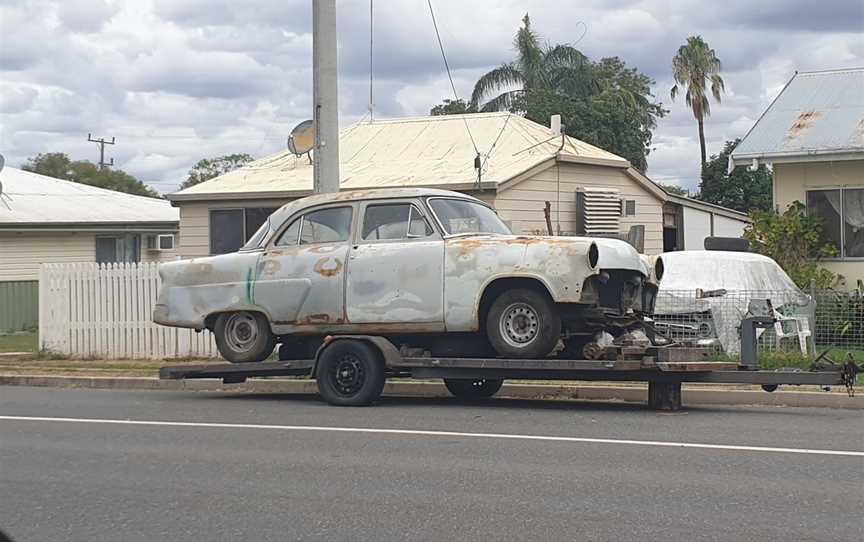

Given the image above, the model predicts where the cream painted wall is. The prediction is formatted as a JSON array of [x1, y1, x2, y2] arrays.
[[774, 160, 864, 210], [774, 159, 864, 287], [0, 232, 95, 281], [682, 206, 712, 250], [0, 231, 178, 281], [493, 163, 665, 254]]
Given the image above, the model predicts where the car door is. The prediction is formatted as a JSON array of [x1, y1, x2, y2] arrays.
[[345, 200, 445, 327], [253, 204, 354, 328]]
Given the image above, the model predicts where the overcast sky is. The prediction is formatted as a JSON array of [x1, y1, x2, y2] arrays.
[[1, 0, 862, 194]]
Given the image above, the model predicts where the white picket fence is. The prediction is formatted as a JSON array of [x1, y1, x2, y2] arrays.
[[39, 262, 218, 359]]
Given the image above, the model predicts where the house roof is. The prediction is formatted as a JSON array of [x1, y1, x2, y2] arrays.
[[731, 68, 864, 166], [0, 166, 179, 229], [169, 112, 630, 202]]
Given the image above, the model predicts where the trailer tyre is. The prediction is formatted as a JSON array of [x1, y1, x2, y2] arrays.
[[316, 340, 386, 406], [214, 311, 276, 363], [444, 378, 503, 399], [486, 288, 561, 358]]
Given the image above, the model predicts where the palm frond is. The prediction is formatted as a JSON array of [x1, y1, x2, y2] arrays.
[[479, 90, 525, 113], [471, 63, 524, 108]]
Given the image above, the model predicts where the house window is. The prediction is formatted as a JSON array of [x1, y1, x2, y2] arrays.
[[209, 207, 278, 255], [624, 200, 636, 216], [96, 235, 141, 264], [806, 188, 864, 259]]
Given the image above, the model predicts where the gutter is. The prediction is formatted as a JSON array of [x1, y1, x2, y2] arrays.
[[730, 149, 864, 171], [0, 222, 179, 232], [167, 182, 501, 203]]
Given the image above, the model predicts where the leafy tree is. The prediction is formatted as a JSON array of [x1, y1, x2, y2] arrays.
[[470, 14, 595, 112], [743, 202, 838, 288], [699, 139, 771, 212], [657, 182, 689, 196], [21, 152, 159, 198], [457, 15, 666, 171], [430, 98, 477, 116], [670, 36, 725, 166], [181, 153, 254, 190]]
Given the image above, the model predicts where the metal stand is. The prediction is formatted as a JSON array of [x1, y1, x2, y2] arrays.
[[648, 381, 682, 411]]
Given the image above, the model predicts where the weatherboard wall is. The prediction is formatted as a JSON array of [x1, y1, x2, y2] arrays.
[[0, 231, 177, 282], [493, 162, 664, 254]]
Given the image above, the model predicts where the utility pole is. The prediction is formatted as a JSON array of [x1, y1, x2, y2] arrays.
[[312, 0, 340, 194], [87, 134, 115, 170]]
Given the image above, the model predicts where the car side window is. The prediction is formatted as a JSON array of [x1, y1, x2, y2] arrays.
[[299, 207, 353, 245], [275, 218, 301, 246], [362, 203, 434, 241]]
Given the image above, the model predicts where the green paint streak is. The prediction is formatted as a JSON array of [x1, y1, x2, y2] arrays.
[[245, 267, 253, 303]]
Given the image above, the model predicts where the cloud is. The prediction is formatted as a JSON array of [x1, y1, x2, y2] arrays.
[[0, 0, 861, 195]]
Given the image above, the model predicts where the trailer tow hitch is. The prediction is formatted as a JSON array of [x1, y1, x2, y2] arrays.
[[812, 351, 863, 397]]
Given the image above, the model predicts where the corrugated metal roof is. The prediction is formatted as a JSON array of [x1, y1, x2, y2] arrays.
[[0, 167, 179, 226], [732, 68, 864, 162], [170, 112, 629, 201]]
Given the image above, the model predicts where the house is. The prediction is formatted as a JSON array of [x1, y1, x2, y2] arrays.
[[730, 68, 864, 285], [0, 166, 179, 331], [168, 112, 748, 258]]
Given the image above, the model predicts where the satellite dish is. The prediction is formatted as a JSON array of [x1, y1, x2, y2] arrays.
[[287, 120, 315, 162], [0, 153, 5, 174]]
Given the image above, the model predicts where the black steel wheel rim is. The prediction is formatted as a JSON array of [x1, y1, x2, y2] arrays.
[[329, 353, 366, 396]]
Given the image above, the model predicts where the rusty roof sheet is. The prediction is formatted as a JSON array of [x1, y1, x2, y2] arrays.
[[0, 166, 178, 226], [732, 68, 864, 161], [170, 112, 629, 201]]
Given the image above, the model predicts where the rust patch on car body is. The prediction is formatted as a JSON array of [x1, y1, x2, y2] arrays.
[[787, 110, 823, 139], [313, 257, 343, 277], [306, 245, 340, 254]]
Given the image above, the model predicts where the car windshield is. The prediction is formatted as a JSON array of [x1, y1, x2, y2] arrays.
[[429, 198, 511, 236], [242, 218, 273, 250]]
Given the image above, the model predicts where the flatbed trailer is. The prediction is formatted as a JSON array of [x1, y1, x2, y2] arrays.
[[160, 335, 861, 410]]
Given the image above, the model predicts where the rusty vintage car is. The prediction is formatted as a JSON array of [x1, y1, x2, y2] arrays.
[[154, 188, 661, 362]]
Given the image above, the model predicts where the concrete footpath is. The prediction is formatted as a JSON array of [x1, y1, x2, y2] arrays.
[[1, 374, 861, 409]]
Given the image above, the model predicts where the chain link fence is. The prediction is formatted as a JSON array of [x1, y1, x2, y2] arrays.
[[650, 288, 864, 361]]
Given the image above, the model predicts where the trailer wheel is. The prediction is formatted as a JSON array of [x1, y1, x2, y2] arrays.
[[316, 340, 386, 406], [486, 288, 561, 358], [214, 311, 276, 363], [444, 378, 503, 399]]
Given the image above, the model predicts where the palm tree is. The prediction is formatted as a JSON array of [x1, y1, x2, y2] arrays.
[[471, 14, 594, 111], [670, 36, 725, 167]]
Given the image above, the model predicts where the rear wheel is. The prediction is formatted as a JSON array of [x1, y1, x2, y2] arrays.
[[214, 311, 276, 363], [486, 289, 561, 358], [316, 340, 386, 406], [444, 378, 503, 399]]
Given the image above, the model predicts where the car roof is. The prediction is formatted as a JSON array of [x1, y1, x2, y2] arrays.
[[269, 187, 483, 224]]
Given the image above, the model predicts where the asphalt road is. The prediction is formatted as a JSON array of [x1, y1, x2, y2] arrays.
[[1, 387, 862, 542]]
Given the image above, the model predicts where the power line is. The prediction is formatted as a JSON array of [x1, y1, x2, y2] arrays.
[[426, 0, 478, 155], [87, 133, 115, 170]]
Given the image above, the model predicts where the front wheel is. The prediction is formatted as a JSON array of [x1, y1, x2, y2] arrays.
[[444, 378, 503, 399], [214, 311, 276, 363], [486, 288, 561, 358], [316, 340, 386, 406]]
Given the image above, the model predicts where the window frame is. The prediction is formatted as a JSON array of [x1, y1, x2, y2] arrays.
[[268, 203, 357, 249], [806, 186, 864, 261], [209, 207, 279, 255], [95, 234, 141, 264], [357, 200, 439, 244], [425, 196, 510, 238]]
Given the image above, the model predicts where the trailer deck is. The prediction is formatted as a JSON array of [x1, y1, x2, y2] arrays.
[[160, 339, 859, 410]]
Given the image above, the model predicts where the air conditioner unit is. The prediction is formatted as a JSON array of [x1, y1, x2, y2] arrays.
[[575, 188, 622, 235], [146, 234, 175, 251]]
